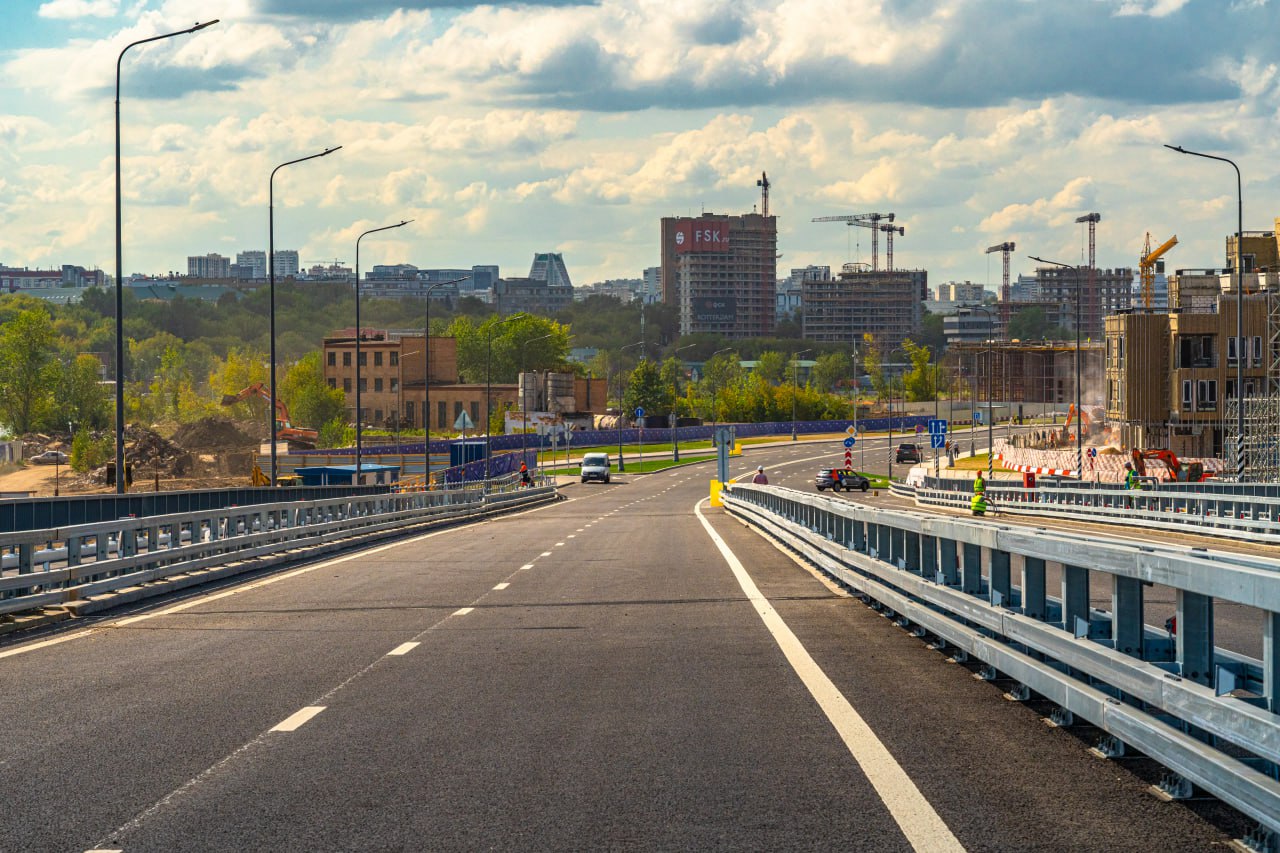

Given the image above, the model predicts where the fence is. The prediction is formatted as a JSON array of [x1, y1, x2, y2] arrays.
[[723, 483, 1280, 847], [1, 479, 556, 621]]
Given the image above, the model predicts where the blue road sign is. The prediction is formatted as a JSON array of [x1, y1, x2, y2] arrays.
[[635, 407, 645, 418], [843, 437, 855, 448], [930, 433, 946, 449], [928, 418, 947, 435]]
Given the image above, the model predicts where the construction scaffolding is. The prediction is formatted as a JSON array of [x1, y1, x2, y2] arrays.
[[1224, 280, 1280, 481]]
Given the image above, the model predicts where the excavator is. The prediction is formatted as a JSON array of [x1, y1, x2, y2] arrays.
[[221, 383, 319, 447], [1061, 404, 1100, 441], [1131, 449, 1211, 483]]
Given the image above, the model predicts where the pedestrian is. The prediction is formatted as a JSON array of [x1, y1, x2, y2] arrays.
[[752, 465, 769, 485], [520, 461, 531, 487]]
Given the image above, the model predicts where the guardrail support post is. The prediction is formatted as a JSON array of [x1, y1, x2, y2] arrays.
[[890, 527, 905, 568], [990, 550, 1011, 606], [962, 542, 982, 594], [1265, 611, 1280, 713], [938, 538, 959, 585], [1112, 576, 1145, 658], [1176, 590, 1214, 685], [1022, 556, 1046, 619], [853, 519, 866, 553], [921, 535, 937, 578], [1062, 565, 1089, 636], [905, 531, 921, 573]]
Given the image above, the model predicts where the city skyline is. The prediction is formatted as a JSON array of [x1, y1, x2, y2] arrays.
[[3, 1, 1279, 288]]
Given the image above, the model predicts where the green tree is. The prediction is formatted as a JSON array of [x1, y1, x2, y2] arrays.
[[209, 348, 270, 420], [53, 354, 111, 431], [622, 359, 673, 417], [1007, 306, 1049, 341], [811, 351, 852, 394], [281, 352, 346, 429], [0, 307, 57, 433], [70, 428, 111, 472], [659, 357, 685, 415], [861, 334, 886, 400], [755, 350, 787, 385], [900, 339, 937, 402]]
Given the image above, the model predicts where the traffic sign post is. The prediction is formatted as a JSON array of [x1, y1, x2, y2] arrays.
[[635, 407, 645, 473]]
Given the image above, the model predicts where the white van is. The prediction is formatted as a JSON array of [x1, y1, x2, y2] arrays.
[[580, 453, 611, 484]]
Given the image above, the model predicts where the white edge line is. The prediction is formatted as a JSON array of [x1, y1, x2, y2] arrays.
[[693, 498, 964, 853], [387, 642, 420, 656], [271, 706, 325, 732]]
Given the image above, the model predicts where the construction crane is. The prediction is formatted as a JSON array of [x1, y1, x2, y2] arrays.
[[879, 223, 904, 271], [756, 172, 770, 217], [1076, 213, 1101, 331], [1140, 233, 1178, 310], [813, 213, 895, 271], [986, 240, 1015, 302]]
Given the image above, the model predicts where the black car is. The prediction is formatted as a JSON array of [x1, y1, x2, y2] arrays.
[[895, 443, 922, 463], [816, 468, 870, 492]]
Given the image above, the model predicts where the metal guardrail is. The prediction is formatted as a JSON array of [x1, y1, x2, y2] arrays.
[[905, 475, 1280, 544], [723, 484, 1280, 848], [0, 479, 556, 620]]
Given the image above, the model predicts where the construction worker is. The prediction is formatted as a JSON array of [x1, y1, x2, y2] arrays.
[[520, 461, 531, 487], [971, 470, 988, 515], [1123, 462, 1139, 490], [752, 465, 769, 485]]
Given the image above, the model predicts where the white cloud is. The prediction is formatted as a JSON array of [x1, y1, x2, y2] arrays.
[[37, 0, 118, 19]]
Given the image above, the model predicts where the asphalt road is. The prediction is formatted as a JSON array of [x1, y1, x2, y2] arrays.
[[0, 437, 1248, 851]]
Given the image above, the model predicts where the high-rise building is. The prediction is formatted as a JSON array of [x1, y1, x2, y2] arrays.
[[236, 250, 267, 280], [801, 263, 924, 352], [642, 266, 661, 304], [272, 250, 300, 279], [529, 253, 572, 288], [660, 211, 777, 338], [1034, 266, 1135, 337], [187, 253, 230, 278], [471, 265, 499, 293]]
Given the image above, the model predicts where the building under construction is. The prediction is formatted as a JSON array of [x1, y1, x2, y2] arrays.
[[802, 263, 926, 353], [947, 340, 1103, 407]]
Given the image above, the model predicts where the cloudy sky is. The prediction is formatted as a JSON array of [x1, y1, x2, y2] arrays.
[[2, 0, 1278, 290]]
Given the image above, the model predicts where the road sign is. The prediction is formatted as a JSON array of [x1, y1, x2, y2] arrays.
[[635, 407, 645, 418], [930, 433, 946, 449], [845, 424, 857, 436], [973, 410, 984, 425], [843, 437, 855, 448], [844, 451, 853, 465], [915, 424, 925, 433], [928, 418, 947, 435], [454, 410, 474, 430]]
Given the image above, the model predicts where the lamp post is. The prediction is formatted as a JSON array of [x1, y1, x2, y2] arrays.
[[268, 146, 341, 487], [485, 313, 526, 481], [1029, 256, 1083, 480], [708, 347, 734, 432], [354, 219, 412, 483], [420, 276, 467, 490], [791, 348, 813, 441], [886, 347, 907, 481], [1165, 144, 1246, 480], [114, 19, 219, 494], [520, 332, 555, 468], [670, 344, 696, 461], [618, 341, 644, 471]]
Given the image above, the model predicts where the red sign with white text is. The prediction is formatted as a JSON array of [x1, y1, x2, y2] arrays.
[[674, 219, 730, 253]]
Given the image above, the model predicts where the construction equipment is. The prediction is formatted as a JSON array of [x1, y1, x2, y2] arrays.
[[221, 382, 319, 446], [1139, 233, 1178, 310], [986, 241, 1016, 305], [756, 171, 770, 217], [879, 223, 905, 271], [1131, 448, 1210, 482], [813, 213, 896, 271]]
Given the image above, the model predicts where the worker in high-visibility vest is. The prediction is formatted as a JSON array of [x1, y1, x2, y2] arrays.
[[971, 471, 988, 515], [1124, 462, 1140, 490]]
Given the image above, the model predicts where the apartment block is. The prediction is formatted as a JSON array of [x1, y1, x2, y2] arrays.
[[801, 263, 923, 352], [660, 211, 778, 338]]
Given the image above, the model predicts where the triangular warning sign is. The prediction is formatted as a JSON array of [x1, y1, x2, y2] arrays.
[[454, 410, 475, 430]]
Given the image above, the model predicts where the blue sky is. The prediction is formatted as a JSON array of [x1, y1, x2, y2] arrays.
[[2, 0, 1278, 290]]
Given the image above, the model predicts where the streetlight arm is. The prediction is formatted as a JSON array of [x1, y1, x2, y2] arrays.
[[116, 20, 221, 95], [271, 146, 342, 185]]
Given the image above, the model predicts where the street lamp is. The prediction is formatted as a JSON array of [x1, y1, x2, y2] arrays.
[[886, 347, 907, 482], [268, 146, 341, 487], [791, 348, 813, 441], [1029, 256, 1083, 480], [1165, 144, 1246, 479], [959, 306, 996, 480], [421, 276, 468, 489], [520, 331, 555, 467], [670, 343, 696, 461], [354, 219, 412, 483], [708, 347, 734, 431], [485, 313, 526, 480], [114, 18, 219, 494], [618, 341, 644, 471]]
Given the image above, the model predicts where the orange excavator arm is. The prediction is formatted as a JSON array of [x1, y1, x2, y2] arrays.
[[221, 382, 292, 425]]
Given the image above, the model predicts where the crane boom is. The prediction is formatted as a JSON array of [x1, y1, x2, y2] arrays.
[[1139, 233, 1177, 309], [813, 213, 895, 270]]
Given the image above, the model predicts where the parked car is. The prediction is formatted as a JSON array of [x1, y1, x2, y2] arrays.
[[580, 452, 612, 484], [29, 450, 68, 465], [815, 468, 870, 492], [895, 443, 921, 464]]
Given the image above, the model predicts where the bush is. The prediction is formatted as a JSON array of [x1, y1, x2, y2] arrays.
[[70, 429, 110, 472]]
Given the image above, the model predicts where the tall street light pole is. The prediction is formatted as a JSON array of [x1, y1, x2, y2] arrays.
[[354, 219, 412, 483], [791, 348, 812, 441], [618, 341, 644, 471], [1165, 144, 1246, 480], [708, 347, 734, 432], [1029, 257, 1083, 479], [114, 19, 219, 494], [269, 146, 341, 486], [886, 347, 906, 482], [485, 313, 525, 481], [520, 332, 555, 468], [421, 276, 467, 489], [959, 307, 996, 479], [670, 343, 696, 461]]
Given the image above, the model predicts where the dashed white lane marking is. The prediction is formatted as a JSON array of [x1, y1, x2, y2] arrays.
[[493, 583, 510, 590], [520, 564, 534, 571], [271, 706, 325, 732], [555, 542, 565, 547], [567, 534, 576, 539], [693, 499, 964, 853], [387, 642, 420, 656], [541, 551, 553, 557], [85, 849, 123, 852], [453, 607, 474, 616]]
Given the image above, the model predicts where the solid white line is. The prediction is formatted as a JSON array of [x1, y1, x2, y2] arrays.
[[693, 499, 964, 852], [520, 564, 534, 571], [493, 583, 510, 590], [271, 706, 325, 732], [0, 629, 97, 660], [453, 607, 474, 616], [387, 642, 420, 656]]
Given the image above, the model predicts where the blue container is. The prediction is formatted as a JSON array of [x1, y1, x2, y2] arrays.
[[450, 440, 487, 467]]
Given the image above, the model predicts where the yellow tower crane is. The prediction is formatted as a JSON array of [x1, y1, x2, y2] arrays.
[[1140, 233, 1178, 309]]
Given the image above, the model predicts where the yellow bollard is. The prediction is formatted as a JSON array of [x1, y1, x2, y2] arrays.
[[709, 480, 724, 507], [730, 442, 742, 457]]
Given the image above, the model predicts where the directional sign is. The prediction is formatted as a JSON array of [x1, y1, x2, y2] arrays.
[[930, 433, 946, 449], [928, 418, 947, 435], [843, 437, 855, 449], [635, 407, 645, 418]]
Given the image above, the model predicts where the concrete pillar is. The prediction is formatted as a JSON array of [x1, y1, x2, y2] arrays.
[[1112, 575, 1145, 658]]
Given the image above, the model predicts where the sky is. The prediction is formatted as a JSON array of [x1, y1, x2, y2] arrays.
[[2, 0, 1279, 290]]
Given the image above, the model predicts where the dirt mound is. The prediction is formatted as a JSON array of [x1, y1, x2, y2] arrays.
[[172, 417, 257, 451], [122, 424, 194, 477]]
